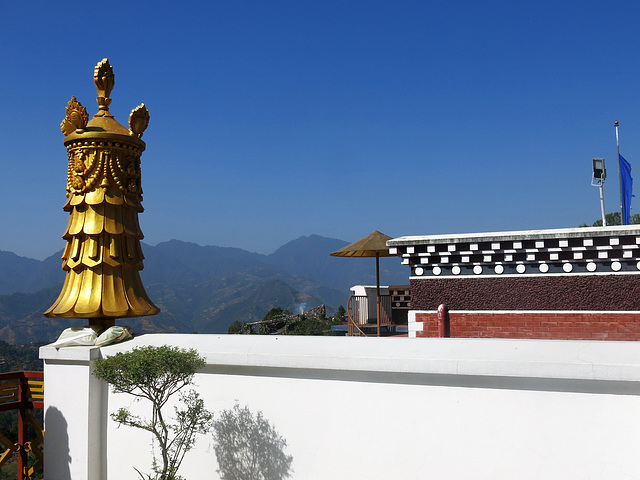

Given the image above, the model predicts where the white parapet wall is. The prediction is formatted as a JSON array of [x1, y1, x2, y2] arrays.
[[41, 334, 640, 480]]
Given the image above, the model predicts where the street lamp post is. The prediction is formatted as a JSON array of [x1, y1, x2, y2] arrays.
[[592, 157, 607, 226]]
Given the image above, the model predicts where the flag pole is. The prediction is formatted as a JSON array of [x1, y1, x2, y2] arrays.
[[616, 120, 623, 222]]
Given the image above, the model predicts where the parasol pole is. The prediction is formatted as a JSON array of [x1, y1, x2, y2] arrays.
[[376, 253, 381, 337]]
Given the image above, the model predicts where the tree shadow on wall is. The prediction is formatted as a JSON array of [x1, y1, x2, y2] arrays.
[[212, 403, 293, 480]]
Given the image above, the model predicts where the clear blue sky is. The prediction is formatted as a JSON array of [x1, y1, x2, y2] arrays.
[[2, 1, 640, 260]]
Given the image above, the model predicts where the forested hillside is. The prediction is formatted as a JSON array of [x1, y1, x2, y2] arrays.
[[0, 341, 43, 372]]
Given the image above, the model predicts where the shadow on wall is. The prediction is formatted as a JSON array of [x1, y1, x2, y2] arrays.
[[212, 403, 293, 480], [45, 406, 71, 480]]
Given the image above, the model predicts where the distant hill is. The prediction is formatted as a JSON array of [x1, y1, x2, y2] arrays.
[[266, 234, 406, 291], [0, 235, 409, 344], [0, 251, 64, 295]]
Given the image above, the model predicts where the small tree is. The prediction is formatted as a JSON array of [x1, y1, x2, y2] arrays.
[[227, 320, 244, 334], [212, 403, 293, 480], [586, 212, 640, 227], [263, 307, 290, 321], [93, 345, 213, 480]]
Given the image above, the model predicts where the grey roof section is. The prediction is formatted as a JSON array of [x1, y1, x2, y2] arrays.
[[387, 225, 640, 247]]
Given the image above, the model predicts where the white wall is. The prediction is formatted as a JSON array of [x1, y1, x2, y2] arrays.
[[41, 335, 640, 480]]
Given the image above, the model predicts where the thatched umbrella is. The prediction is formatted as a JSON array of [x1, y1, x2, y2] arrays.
[[330, 231, 394, 336]]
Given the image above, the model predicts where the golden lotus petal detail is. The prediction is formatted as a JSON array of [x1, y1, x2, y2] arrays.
[[61, 96, 88, 135], [129, 104, 150, 138]]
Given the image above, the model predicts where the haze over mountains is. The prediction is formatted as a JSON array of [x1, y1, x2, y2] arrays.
[[0, 235, 408, 344]]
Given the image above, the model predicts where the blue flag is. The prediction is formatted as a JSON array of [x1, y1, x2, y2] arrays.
[[620, 154, 633, 225]]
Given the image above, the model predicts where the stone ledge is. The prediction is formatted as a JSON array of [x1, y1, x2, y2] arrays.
[[52, 333, 640, 387]]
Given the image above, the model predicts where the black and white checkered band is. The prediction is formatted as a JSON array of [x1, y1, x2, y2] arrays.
[[387, 226, 640, 278]]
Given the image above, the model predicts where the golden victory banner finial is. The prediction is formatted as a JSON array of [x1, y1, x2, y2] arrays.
[[45, 59, 159, 330]]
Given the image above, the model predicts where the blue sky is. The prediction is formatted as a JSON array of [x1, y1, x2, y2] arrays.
[[2, 1, 640, 259]]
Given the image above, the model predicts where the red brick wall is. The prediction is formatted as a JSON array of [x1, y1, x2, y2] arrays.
[[414, 311, 640, 341]]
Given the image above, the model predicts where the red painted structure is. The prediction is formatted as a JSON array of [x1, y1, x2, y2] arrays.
[[437, 304, 450, 337], [0, 371, 44, 480], [388, 226, 640, 341]]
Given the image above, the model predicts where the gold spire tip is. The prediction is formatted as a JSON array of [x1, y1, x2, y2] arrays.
[[94, 58, 115, 116]]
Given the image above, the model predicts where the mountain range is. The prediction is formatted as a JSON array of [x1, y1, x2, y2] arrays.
[[0, 235, 409, 344]]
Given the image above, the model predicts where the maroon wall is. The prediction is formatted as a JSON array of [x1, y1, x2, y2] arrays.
[[410, 275, 640, 311]]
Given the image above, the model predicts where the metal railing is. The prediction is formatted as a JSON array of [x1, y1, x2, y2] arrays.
[[0, 372, 44, 480], [346, 295, 393, 336]]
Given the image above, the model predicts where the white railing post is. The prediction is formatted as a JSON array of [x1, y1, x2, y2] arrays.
[[40, 346, 107, 480]]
